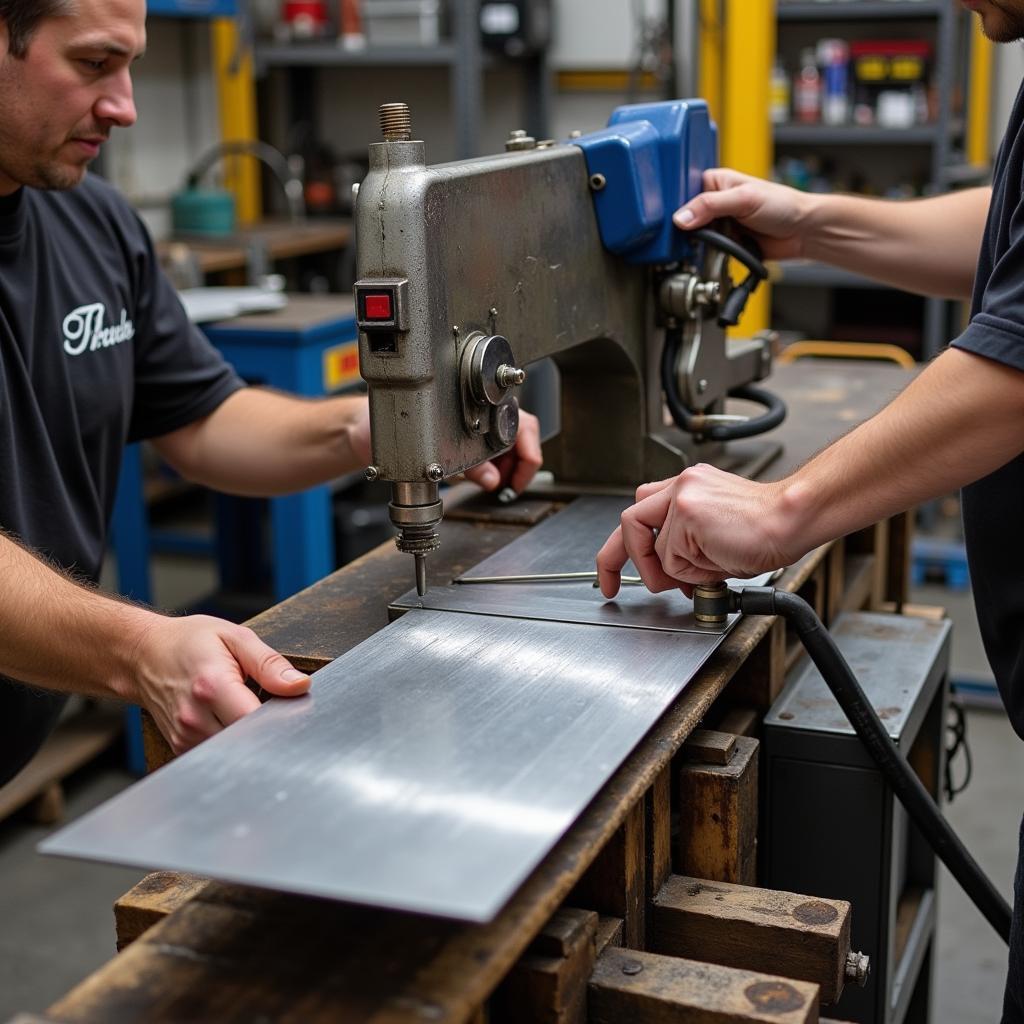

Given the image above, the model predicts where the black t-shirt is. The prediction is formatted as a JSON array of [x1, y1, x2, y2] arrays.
[[0, 174, 243, 785], [952, 78, 1024, 740]]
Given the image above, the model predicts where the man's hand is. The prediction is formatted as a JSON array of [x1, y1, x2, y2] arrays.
[[675, 168, 812, 261], [128, 614, 311, 755], [464, 409, 543, 494], [596, 465, 806, 598]]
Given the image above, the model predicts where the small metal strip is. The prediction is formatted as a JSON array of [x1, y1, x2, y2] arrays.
[[392, 495, 772, 635], [41, 610, 724, 923]]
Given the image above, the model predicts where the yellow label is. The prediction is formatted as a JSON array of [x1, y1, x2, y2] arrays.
[[323, 340, 361, 392]]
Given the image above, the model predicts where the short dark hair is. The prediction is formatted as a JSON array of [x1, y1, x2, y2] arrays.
[[0, 1, 76, 58]]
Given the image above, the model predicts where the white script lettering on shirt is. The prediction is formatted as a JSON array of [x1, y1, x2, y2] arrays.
[[62, 303, 135, 357]]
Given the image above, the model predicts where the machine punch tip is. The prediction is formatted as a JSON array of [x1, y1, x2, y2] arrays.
[[415, 554, 428, 596]]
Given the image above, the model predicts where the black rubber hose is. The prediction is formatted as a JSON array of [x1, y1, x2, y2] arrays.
[[660, 331, 787, 441], [691, 227, 769, 281], [732, 586, 1012, 944], [716, 384, 786, 439]]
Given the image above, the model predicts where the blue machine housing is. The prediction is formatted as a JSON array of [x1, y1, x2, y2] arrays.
[[572, 99, 717, 266]]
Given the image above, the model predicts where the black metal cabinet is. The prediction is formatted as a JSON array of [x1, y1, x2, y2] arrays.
[[763, 612, 951, 1023]]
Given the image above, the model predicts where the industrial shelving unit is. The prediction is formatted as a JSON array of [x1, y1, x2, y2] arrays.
[[252, 0, 551, 161], [771, 0, 987, 358]]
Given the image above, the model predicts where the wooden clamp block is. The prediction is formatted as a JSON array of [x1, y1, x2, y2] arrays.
[[588, 947, 820, 1023], [650, 875, 853, 1005], [491, 907, 599, 1024], [114, 871, 211, 951], [676, 734, 758, 885]]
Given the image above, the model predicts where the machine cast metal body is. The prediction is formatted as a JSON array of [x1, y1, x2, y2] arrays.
[[354, 100, 781, 594]]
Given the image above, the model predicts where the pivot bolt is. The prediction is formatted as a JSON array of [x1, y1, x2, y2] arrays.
[[365, 465, 380, 482], [496, 364, 527, 388], [426, 463, 444, 482]]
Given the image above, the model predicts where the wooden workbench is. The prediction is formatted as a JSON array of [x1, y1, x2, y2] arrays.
[[32, 361, 916, 1024]]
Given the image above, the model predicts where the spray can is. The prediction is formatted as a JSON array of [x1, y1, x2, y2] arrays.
[[819, 38, 850, 126]]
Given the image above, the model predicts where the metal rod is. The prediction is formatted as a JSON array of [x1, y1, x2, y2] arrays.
[[452, 572, 644, 585], [415, 554, 428, 596]]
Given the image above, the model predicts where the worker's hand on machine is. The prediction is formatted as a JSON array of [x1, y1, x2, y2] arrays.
[[128, 613, 311, 755], [463, 410, 543, 494], [674, 168, 811, 261], [595, 464, 804, 598]]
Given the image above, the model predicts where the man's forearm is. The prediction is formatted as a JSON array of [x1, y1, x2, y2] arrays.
[[0, 534, 150, 700], [153, 389, 368, 496], [777, 348, 1024, 552], [800, 187, 990, 300]]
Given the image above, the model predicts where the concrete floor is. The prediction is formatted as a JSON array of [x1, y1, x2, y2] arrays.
[[0, 564, 1018, 1021]]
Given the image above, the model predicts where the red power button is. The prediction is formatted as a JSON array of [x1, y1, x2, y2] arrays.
[[365, 294, 392, 320]]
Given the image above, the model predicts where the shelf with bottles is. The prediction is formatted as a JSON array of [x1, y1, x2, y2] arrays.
[[772, 35, 948, 135]]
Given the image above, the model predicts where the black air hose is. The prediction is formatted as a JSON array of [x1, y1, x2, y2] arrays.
[[731, 586, 1011, 944]]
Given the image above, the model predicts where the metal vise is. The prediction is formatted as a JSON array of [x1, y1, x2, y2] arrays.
[[354, 99, 784, 594]]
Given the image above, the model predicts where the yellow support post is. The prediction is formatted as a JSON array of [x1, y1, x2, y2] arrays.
[[719, 0, 774, 335], [211, 17, 261, 225], [967, 18, 993, 169], [698, 0, 723, 125]]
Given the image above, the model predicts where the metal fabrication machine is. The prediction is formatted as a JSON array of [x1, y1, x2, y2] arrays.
[[353, 99, 784, 594]]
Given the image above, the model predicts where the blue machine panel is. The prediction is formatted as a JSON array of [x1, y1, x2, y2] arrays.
[[573, 99, 717, 265]]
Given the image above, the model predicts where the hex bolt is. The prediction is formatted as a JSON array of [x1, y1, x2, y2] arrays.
[[589, 172, 607, 191], [621, 960, 644, 976], [365, 465, 380, 482], [496, 364, 527, 388], [845, 951, 870, 988], [426, 463, 444, 482], [379, 102, 412, 142]]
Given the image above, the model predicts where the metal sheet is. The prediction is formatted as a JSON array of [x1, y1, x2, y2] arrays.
[[42, 609, 725, 923], [392, 495, 771, 634]]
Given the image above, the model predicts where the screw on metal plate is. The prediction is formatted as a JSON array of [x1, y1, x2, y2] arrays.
[[846, 950, 871, 988], [365, 465, 380, 481], [621, 960, 644, 976], [589, 172, 607, 191], [426, 463, 444, 482], [379, 102, 412, 141]]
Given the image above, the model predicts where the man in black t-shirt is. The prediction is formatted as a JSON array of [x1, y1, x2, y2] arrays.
[[0, 0, 541, 786], [598, 3, 1024, 1019]]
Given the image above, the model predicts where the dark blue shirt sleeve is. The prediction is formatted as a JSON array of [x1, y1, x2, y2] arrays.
[[952, 195, 1024, 374]]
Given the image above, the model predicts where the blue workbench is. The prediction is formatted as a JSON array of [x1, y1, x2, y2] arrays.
[[111, 295, 361, 606]]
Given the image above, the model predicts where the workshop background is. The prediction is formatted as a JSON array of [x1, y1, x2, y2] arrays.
[[0, 1, 1021, 1022]]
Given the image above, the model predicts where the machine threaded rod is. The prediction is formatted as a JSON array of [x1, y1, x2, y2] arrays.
[[379, 103, 412, 142]]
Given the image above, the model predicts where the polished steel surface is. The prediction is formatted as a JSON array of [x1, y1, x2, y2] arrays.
[[393, 496, 772, 635], [42, 609, 724, 923]]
